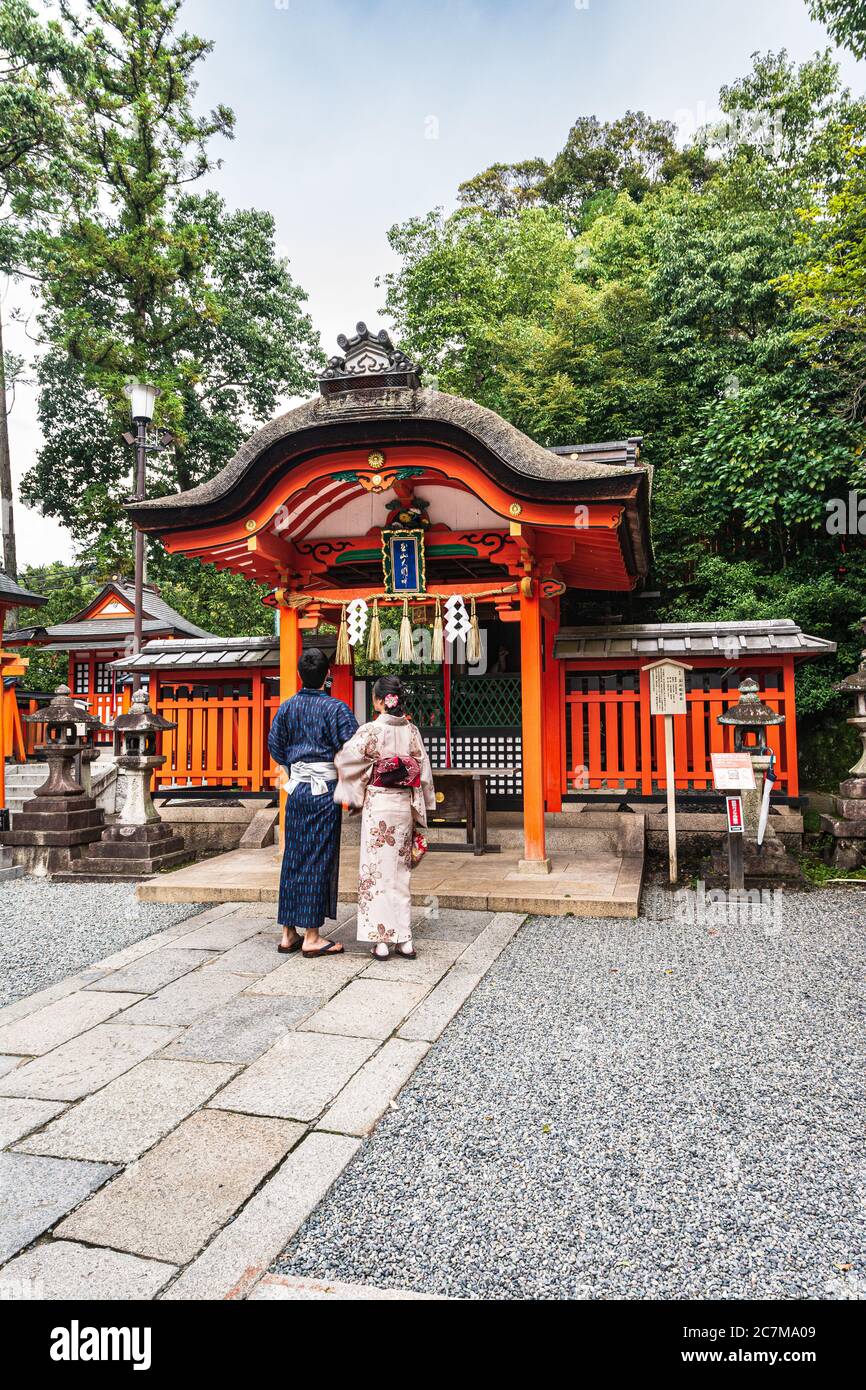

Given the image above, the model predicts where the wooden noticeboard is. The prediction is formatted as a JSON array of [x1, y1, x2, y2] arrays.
[[649, 663, 687, 716], [643, 658, 693, 883]]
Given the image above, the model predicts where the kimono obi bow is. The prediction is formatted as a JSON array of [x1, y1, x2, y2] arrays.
[[286, 761, 337, 796], [371, 755, 421, 788]]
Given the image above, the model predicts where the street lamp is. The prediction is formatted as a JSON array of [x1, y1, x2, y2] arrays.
[[123, 381, 160, 690], [125, 381, 160, 424]]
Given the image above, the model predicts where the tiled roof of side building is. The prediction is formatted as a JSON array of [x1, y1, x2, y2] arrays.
[[0, 570, 47, 608], [554, 620, 836, 661], [110, 631, 334, 671]]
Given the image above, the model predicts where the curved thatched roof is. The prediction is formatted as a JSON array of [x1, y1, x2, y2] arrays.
[[127, 386, 649, 532]]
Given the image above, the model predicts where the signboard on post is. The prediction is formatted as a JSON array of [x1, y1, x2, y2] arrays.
[[643, 658, 693, 884], [649, 663, 688, 716], [726, 796, 744, 834], [711, 752, 756, 791]]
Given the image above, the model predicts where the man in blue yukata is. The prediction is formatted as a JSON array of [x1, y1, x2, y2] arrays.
[[267, 647, 359, 957]]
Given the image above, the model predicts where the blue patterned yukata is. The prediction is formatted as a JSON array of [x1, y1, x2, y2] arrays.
[[268, 687, 358, 931]]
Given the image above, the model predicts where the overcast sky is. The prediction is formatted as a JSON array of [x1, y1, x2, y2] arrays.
[[6, 0, 864, 568]]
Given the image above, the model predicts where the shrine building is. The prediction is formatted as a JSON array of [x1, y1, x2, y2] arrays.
[[7, 578, 210, 734], [125, 323, 831, 872]]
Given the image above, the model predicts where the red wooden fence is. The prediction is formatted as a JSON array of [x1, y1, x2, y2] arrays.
[[562, 657, 798, 797], [25, 657, 798, 800], [152, 672, 281, 791]]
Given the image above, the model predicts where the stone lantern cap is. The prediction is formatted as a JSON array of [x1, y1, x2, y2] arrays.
[[835, 659, 866, 693], [23, 684, 106, 732], [112, 687, 176, 734], [717, 677, 785, 727]]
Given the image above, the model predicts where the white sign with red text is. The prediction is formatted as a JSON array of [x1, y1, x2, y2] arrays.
[[711, 752, 756, 791]]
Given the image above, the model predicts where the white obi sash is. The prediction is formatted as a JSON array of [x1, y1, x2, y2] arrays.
[[285, 761, 337, 797]]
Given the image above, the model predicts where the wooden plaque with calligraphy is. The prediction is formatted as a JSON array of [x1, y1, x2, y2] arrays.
[[382, 529, 426, 594]]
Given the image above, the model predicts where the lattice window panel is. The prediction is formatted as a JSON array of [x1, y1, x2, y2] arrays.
[[73, 662, 89, 695], [94, 662, 112, 694], [421, 733, 449, 768], [451, 732, 523, 802], [451, 675, 521, 728]]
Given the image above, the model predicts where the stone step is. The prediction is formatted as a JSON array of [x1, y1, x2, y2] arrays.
[[60, 849, 193, 880], [135, 843, 645, 918], [340, 809, 644, 855]]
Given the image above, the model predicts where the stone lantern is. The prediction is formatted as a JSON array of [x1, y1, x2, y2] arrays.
[[820, 640, 866, 868], [0, 685, 106, 876], [69, 688, 188, 877], [717, 677, 784, 755], [717, 677, 798, 879], [74, 701, 103, 797]]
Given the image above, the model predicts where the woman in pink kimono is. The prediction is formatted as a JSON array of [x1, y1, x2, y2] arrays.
[[334, 675, 436, 960]]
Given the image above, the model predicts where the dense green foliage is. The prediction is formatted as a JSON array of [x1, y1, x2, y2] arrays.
[[808, 0, 866, 59]]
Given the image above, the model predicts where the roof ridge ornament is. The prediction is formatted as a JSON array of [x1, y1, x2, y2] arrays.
[[319, 321, 421, 395]]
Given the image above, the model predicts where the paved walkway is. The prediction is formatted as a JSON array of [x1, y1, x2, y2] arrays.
[[0, 900, 523, 1300], [137, 844, 644, 917], [273, 890, 866, 1300]]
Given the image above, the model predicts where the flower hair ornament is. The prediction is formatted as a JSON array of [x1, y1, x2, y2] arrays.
[[384, 693, 400, 709]]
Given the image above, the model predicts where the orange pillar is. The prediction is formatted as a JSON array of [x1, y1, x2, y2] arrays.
[[542, 608, 562, 813], [519, 578, 550, 872], [782, 654, 799, 798], [279, 600, 301, 703], [278, 598, 301, 841]]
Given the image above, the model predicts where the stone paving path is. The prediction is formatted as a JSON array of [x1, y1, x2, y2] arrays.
[[0, 900, 524, 1300]]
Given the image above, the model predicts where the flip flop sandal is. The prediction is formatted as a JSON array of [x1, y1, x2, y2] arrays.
[[301, 943, 345, 959], [370, 946, 391, 960], [277, 939, 303, 954], [396, 947, 417, 959]]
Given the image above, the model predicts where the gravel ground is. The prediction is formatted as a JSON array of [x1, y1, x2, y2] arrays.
[[0, 880, 199, 1006], [275, 888, 866, 1300]]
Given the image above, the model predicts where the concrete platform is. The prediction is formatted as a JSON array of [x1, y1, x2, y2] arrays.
[[135, 844, 644, 917]]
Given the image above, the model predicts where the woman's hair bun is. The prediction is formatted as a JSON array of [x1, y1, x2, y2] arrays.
[[373, 673, 408, 714]]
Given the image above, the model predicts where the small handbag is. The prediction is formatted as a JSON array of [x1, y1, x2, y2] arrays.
[[411, 830, 428, 867]]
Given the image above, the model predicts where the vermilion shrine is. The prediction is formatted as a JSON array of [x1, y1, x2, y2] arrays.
[[123, 323, 830, 874]]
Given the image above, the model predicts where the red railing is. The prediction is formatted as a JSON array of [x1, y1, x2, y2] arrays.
[[562, 658, 798, 797], [152, 672, 281, 791]]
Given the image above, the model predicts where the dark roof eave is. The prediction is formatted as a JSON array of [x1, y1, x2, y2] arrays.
[[125, 390, 651, 540], [0, 577, 47, 609]]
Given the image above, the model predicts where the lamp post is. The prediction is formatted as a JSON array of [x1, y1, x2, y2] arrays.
[[123, 382, 160, 691]]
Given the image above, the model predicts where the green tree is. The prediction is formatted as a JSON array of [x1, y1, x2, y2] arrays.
[[36, 0, 235, 428], [781, 131, 866, 421], [809, 0, 866, 58], [23, 191, 321, 566], [456, 158, 549, 216], [0, 0, 79, 577], [12, 1, 320, 633]]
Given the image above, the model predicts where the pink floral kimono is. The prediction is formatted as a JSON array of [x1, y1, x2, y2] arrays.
[[334, 713, 436, 944]]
